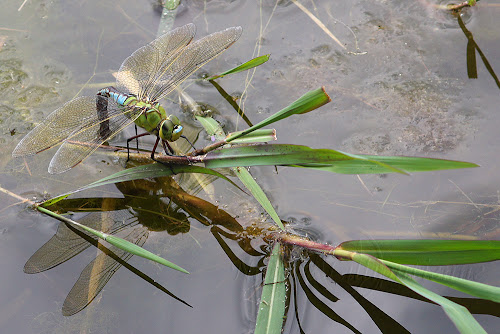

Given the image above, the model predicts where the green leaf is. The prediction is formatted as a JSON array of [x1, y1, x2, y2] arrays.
[[335, 249, 489, 334], [203, 144, 478, 174], [206, 54, 270, 80], [225, 87, 331, 142], [234, 166, 284, 230], [392, 271, 487, 334], [309, 154, 479, 174], [380, 259, 500, 303], [36, 206, 188, 273], [164, 0, 181, 10], [195, 116, 226, 138], [43, 163, 243, 203], [105, 235, 189, 273], [255, 243, 286, 334], [337, 239, 500, 265], [334, 249, 400, 282], [196, 116, 285, 230], [41, 194, 70, 207], [227, 129, 276, 144]]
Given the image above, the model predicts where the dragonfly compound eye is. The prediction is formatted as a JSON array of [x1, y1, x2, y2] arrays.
[[159, 119, 183, 141]]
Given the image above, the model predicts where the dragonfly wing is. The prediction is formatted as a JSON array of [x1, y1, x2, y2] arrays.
[[12, 96, 101, 158], [47, 96, 141, 174], [24, 211, 130, 274], [62, 225, 148, 316], [24, 221, 94, 274], [115, 23, 196, 98], [147, 26, 242, 102]]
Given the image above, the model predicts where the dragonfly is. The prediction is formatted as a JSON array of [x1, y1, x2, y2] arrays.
[[12, 23, 242, 174]]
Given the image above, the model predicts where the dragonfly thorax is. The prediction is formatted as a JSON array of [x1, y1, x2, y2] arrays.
[[129, 100, 183, 142], [96, 87, 184, 142]]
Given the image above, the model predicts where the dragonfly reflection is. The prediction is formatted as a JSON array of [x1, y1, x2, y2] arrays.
[[24, 175, 246, 316], [24, 210, 149, 316]]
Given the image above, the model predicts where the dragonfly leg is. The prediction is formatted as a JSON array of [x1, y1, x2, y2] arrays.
[[150, 136, 161, 161], [134, 125, 139, 152], [151, 137, 177, 175], [162, 140, 174, 155], [180, 135, 196, 151], [127, 132, 149, 161]]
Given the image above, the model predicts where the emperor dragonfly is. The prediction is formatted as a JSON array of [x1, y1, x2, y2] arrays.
[[12, 23, 242, 174]]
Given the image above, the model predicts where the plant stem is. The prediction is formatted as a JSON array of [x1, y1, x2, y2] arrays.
[[276, 233, 335, 254]]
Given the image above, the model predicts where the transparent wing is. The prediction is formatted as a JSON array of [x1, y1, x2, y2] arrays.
[[62, 225, 148, 316], [24, 211, 133, 274], [116, 24, 242, 103], [115, 23, 196, 99], [12, 95, 144, 174], [12, 96, 104, 158], [24, 221, 93, 274], [147, 26, 243, 103], [47, 96, 142, 174]]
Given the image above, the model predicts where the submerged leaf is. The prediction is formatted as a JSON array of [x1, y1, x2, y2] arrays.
[[255, 243, 286, 334]]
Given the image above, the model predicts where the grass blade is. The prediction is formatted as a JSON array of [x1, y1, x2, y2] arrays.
[[206, 54, 270, 80], [255, 243, 286, 334], [334, 250, 488, 334], [380, 259, 500, 303], [36, 206, 188, 273], [225, 87, 331, 142], [196, 116, 285, 230], [308, 154, 479, 174], [43, 164, 244, 205], [337, 239, 500, 265], [203, 144, 478, 173], [235, 166, 284, 230], [392, 271, 487, 334], [105, 235, 188, 273], [227, 129, 277, 144]]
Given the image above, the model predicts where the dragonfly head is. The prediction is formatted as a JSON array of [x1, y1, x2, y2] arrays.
[[159, 115, 183, 142]]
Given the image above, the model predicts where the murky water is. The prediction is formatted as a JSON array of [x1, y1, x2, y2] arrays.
[[0, 0, 499, 333]]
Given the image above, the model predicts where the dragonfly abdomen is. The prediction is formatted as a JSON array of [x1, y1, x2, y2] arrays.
[[97, 87, 135, 106]]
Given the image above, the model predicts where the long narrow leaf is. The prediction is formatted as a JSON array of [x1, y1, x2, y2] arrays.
[[255, 243, 286, 334], [235, 166, 284, 230], [225, 87, 331, 142], [206, 54, 270, 80], [196, 116, 285, 230], [380, 259, 500, 303], [203, 144, 478, 173], [43, 164, 243, 205], [392, 270, 487, 334], [334, 249, 488, 334], [334, 249, 400, 282], [36, 206, 188, 273], [307, 154, 479, 174], [338, 239, 500, 265], [227, 129, 276, 144], [105, 235, 188, 273]]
